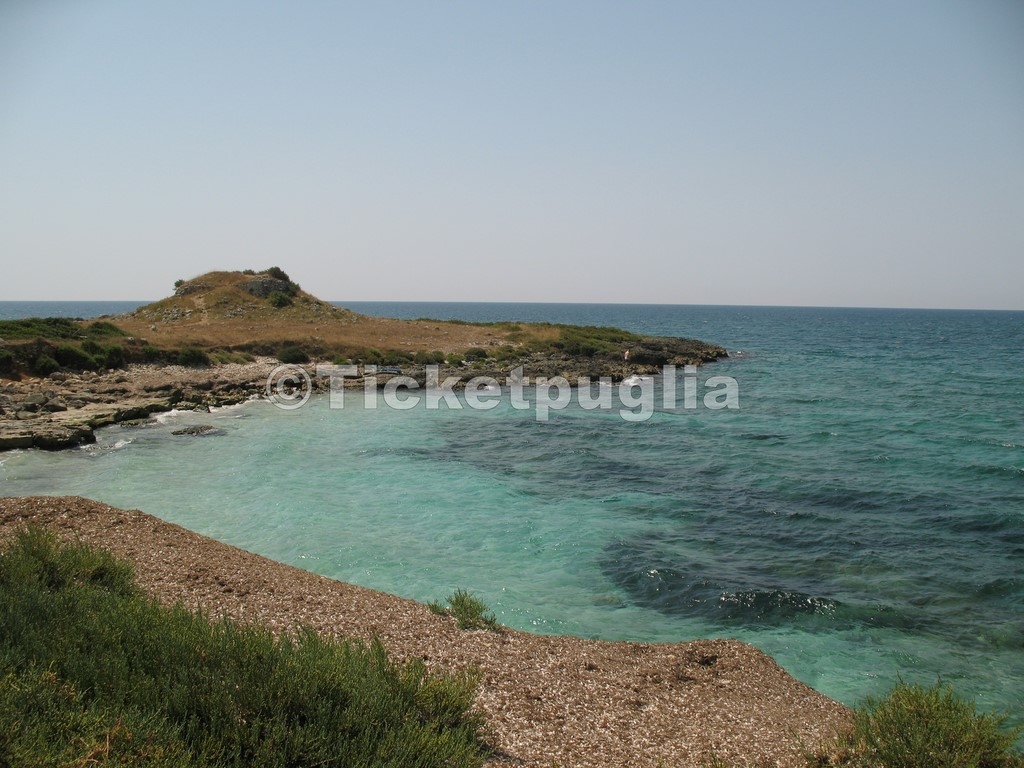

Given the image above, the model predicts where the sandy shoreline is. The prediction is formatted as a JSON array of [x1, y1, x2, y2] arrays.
[[0, 495, 851, 767]]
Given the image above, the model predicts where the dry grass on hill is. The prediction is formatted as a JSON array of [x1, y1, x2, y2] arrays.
[[113, 270, 513, 355]]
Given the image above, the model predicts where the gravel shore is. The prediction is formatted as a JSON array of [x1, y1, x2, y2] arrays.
[[0, 495, 852, 767]]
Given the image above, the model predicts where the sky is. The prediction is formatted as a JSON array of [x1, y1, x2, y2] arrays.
[[1, 2, 1022, 308]]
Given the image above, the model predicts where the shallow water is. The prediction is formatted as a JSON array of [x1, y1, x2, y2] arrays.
[[2, 304, 1023, 724]]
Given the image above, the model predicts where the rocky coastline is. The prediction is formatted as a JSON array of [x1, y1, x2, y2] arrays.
[[0, 335, 726, 451]]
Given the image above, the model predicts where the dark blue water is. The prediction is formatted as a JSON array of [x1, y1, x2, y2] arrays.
[[0, 301, 149, 320], [2, 300, 1023, 725]]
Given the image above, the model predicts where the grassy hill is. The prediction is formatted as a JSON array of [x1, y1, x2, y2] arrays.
[[1, 267, 727, 377]]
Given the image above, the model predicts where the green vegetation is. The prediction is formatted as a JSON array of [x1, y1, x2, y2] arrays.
[[54, 343, 98, 371], [326, 348, 414, 367], [0, 349, 14, 375], [208, 350, 254, 365], [0, 317, 83, 341], [267, 290, 293, 308], [263, 266, 291, 283], [413, 350, 446, 365], [176, 347, 211, 367], [101, 344, 126, 368], [32, 354, 59, 377], [84, 320, 127, 338], [701, 679, 1024, 768], [142, 344, 164, 362], [276, 345, 309, 364], [0, 529, 491, 768], [429, 590, 502, 633], [550, 324, 640, 358], [0, 317, 127, 342], [464, 347, 489, 361], [262, 266, 300, 296], [831, 679, 1023, 768]]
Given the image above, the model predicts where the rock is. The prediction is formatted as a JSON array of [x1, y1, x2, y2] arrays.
[[171, 424, 221, 437], [0, 428, 34, 449], [29, 423, 96, 450], [43, 399, 68, 412], [241, 276, 291, 298]]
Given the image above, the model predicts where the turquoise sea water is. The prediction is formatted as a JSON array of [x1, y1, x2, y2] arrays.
[[2, 302, 1023, 725]]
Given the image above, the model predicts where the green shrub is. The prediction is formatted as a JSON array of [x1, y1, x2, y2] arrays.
[[209, 350, 254, 365], [414, 350, 446, 365], [101, 344, 125, 368], [360, 348, 384, 365], [81, 338, 103, 356], [84, 320, 126, 338], [263, 266, 291, 283], [446, 352, 465, 366], [277, 346, 309, 364], [32, 354, 59, 377], [0, 317, 80, 340], [0, 529, 490, 768], [176, 347, 211, 367], [267, 290, 293, 308], [847, 679, 1023, 768], [464, 347, 489, 361], [429, 590, 501, 632], [142, 345, 163, 363], [54, 343, 98, 371], [0, 349, 14, 374]]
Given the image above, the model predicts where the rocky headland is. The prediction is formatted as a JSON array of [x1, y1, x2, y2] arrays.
[[0, 268, 726, 451]]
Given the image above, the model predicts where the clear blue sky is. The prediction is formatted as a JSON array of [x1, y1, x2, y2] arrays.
[[2, 1, 1022, 308]]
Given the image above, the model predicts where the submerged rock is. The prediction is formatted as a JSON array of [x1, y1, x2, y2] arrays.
[[171, 424, 221, 437]]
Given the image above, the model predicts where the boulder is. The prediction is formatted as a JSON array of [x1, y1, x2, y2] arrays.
[[241, 276, 291, 298]]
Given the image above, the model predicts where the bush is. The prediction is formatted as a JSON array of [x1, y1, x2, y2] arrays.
[[0, 317, 80, 340], [429, 590, 501, 632], [81, 338, 103, 356], [142, 345, 163, 363], [263, 266, 291, 283], [54, 343, 98, 371], [267, 290, 293, 308], [84, 320, 126, 338], [101, 344, 125, 368], [414, 350, 446, 365], [0, 529, 490, 768], [176, 347, 211, 367], [32, 354, 59, 377], [209, 350, 254, 365], [464, 347, 489, 361], [360, 348, 384, 365], [277, 346, 309, 364], [845, 679, 1024, 768], [0, 348, 14, 374]]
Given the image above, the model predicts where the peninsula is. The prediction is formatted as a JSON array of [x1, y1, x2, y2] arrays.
[[0, 268, 726, 450]]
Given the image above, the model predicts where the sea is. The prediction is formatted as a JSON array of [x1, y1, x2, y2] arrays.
[[1, 300, 1022, 726]]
